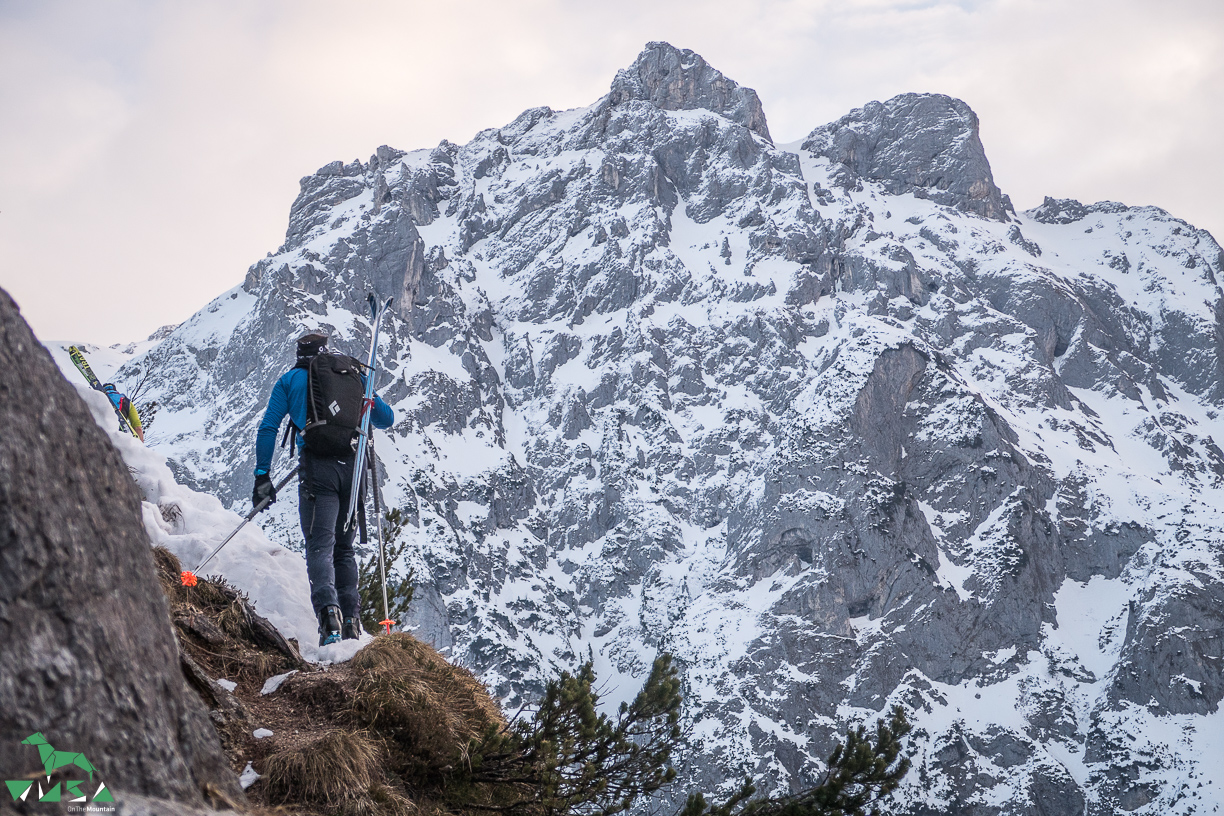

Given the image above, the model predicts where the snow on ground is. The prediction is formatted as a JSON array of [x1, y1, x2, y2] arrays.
[[71, 381, 367, 664], [239, 762, 260, 789], [261, 670, 299, 695]]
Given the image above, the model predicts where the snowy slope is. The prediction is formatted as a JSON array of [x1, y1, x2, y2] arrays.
[[81, 42, 1224, 815]]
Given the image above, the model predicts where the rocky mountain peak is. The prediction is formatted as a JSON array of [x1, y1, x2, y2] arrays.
[[802, 92, 1011, 220], [609, 41, 772, 142]]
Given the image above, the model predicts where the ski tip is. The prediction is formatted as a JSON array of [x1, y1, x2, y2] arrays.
[[181, 571, 198, 587], [365, 293, 393, 311]]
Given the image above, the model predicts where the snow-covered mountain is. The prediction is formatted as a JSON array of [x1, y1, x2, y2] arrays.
[[88, 42, 1224, 814]]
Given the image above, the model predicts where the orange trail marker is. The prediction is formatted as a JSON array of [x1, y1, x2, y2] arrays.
[[181, 571, 198, 587], [380, 619, 395, 635]]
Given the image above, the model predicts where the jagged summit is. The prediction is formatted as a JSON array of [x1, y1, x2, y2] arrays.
[[803, 92, 1011, 221], [609, 41, 772, 142]]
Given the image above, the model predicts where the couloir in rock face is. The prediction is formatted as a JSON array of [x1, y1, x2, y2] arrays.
[[112, 42, 1224, 815], [0, 288, 242, 813]]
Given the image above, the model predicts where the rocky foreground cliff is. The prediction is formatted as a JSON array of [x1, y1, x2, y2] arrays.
[[0, 288, 244, 814], [102, 42, 1224, 814]]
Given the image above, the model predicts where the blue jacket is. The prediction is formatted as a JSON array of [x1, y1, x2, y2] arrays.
[[254, 367, 394, 475]]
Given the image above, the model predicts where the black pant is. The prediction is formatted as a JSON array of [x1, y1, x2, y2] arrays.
[[298, 448, 361, 621]]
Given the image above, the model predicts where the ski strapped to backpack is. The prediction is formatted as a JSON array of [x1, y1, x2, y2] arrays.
[[343, 293, 394, 532], [67, 346, 139, 438]]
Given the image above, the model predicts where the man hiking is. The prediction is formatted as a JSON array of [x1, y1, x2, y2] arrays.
[[68, 345, 146, 441], [253, 331, 394, 646], [101, 382, 144, 441]]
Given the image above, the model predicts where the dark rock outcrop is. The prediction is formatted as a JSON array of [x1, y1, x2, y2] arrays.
[[0, 288, 241, 812], [803, 92, 1011, 220]]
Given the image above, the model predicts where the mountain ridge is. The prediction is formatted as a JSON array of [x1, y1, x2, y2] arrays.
[[69, 42, 1224, 815]]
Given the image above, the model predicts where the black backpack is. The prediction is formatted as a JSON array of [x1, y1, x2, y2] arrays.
[[301, 352, 366, 456]]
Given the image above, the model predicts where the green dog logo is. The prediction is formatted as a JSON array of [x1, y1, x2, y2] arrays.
[[21, 733, 96, 781], [4, 733, 113, 804]]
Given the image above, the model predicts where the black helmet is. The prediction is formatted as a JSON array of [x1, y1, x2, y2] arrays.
[[296, 331, 328, 360]]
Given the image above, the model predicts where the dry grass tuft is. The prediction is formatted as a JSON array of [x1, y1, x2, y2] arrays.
[[332, 783, 417, 816], [217, 598, 253, 637], [154, 544, 243, 612], [282, 671, 350, 714], [262, 729, 381, 805], [233, 650, 286, 684], [152, 545, 186, 602], [349, 634, 505, 769]]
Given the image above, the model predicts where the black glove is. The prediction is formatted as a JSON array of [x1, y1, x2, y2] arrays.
[[252, 473, 276, 509]]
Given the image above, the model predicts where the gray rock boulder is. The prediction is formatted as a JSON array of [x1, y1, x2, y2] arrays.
[[0, 288, 241, 811]]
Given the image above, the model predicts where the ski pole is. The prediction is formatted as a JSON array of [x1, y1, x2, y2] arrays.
[[181, 466, 299, 585], [370, 433, 394, 634]]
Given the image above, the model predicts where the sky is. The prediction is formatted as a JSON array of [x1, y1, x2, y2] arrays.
[[2, 0, 1221, 344]]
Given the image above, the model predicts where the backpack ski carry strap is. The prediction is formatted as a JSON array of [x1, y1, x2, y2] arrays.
[[343, 293, 393, 532]]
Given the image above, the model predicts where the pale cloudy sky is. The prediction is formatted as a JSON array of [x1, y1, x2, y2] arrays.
[[2, 0, 1221, 343]]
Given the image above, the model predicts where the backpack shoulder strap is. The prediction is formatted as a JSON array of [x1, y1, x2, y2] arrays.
[[280, 420, 298, 450], [301, 354, 329, 433], [305, 355, 320, 424]]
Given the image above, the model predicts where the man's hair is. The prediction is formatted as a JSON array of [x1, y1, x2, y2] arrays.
[[296, 331, 328, 360]]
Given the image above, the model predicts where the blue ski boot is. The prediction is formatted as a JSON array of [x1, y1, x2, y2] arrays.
[[318, 605, 342, 646]]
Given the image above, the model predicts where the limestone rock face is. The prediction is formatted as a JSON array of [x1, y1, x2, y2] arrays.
[[803, 92, 1011, 220], [108, 42, 1224, 815], [611, 41, 772, 142], [0, 289, 241, 810]]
